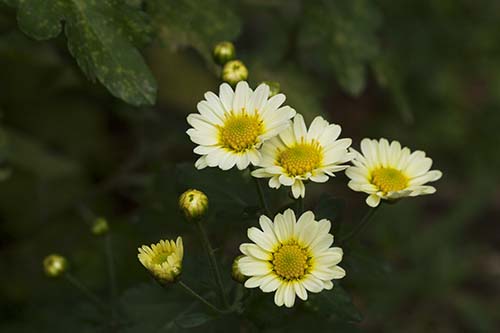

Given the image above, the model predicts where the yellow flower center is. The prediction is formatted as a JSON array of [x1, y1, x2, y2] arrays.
[[218, 113, 263, 152], [272, 244, 309, 280], [371, 167, 408, 193], [277, 142, 323, 176]]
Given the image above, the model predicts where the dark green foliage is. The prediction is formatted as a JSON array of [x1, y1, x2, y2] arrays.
[[299, 0, 381, 96], [1, 0, 500, 332], [6, 0, 157, 106]]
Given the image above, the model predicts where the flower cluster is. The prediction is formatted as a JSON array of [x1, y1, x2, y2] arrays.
[[180, 81, 443, 308], [187, 81, 442, 204]]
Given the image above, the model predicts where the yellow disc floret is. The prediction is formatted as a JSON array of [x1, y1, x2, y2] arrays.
[[218, 113, 263, 152], [277, 142, 323, 176], [272, 244, 309, 280], [370, 167, 408, 193]]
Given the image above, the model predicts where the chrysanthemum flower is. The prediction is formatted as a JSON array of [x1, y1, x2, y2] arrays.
[[138, 237, 184, 284], [238, 209, 345, 308], [187, 81, 296, 170], [251, 114, 353, 198], [346, 138, 443, 207]]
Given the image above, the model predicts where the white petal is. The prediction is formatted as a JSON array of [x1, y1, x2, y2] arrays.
[[291, 180, 305, 198], [238, 257, 271, 276], [283, 283, 296, 308], [248, 227, 276, 252], [233, 81, 250, 113], [219, 83, 234, 111], [366, 193, 381, 207], [301, 275, 324, 293], [294, 282, 308, 301], [293, 114, 307, 141]]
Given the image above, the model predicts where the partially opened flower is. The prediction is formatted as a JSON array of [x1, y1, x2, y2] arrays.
[[138, 237, 184, 284], [187, 81, 296, 170], [238, 209, 345, 308], [251, 114, 353, 198], [346, 138, 443, 207]]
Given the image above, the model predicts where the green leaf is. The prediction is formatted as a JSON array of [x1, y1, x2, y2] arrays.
[[306, 285, 363, 323], [9, 0, 157, 106], [147, 0, 241, 63], [299, 0, 381, 96]]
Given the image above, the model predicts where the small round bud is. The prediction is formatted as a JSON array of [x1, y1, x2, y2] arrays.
[[222, 60, 248, 86], [179, 189, 209, 221], [213, 41, 236, 65], [91, 217, 109, 236], [43, 254, 68, 278], [231, 255, 248, 283], [260, 81, 280, 97]]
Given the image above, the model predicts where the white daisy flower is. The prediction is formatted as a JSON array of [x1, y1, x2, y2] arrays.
[[187, 81, 296, 170], [346, 138, 443, 207], [251, 114, 353, 198], [238, 209, 345, 308]]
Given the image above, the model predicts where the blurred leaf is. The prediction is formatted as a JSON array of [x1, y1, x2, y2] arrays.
[[6, 0, 157, 106], [147, 0, 241, 64], [372, 57, 414, 124], [4, 128, 81, 179], [175, 312, 213, 328], [306, 285, 363, 323], [299, 0, 381, 95]]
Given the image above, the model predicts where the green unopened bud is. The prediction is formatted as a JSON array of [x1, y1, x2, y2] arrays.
[[43, 254, 68, 278], [91, 217, 109, 236], [222, 60, 248, 86], [213, 41, 236, 65], [231, 255, 248, 283], [179, 189, 209, 221], [260, 81, 280, 97]]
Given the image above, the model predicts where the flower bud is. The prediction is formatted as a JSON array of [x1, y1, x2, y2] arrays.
[[222, 60, 248, 86], [213, 41, 236, 65], [179, 189, 209, 221], [231, 255, 248, 283], [260, 81, 280, 97], [138, 237, 184, 285], [43, 254, 68, 278], [91, 217, 109, 236]]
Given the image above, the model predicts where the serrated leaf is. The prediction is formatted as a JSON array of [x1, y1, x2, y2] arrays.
[[299, 0, 381, 96], [147, 0, 241, 63], [306, 285, 363, 323], [10, 0, 157, 106]]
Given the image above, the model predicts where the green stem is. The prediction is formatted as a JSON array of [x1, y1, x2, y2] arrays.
[[104, 234, 118, 322], [178, 281, 227, 314], [249, 166, 271, 216], [339, 206, 378, 244], [65, 273, 107, 309], [105, 235, 118, 300], [195, 220, 230, 308]]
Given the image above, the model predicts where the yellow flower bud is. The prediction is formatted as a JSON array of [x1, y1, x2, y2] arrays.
[[260, 81, 280, 97], [213, 41, 236, 65], [222, 60, 248, 86], [43, 254, 68, 278], [91, 217, 109, 236], [138, 237, 184, 285], [231, 255, 248, 283], [179, 189, 209, 221]]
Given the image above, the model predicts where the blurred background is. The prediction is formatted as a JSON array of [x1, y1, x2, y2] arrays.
[[1, 0, 500, 332]]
